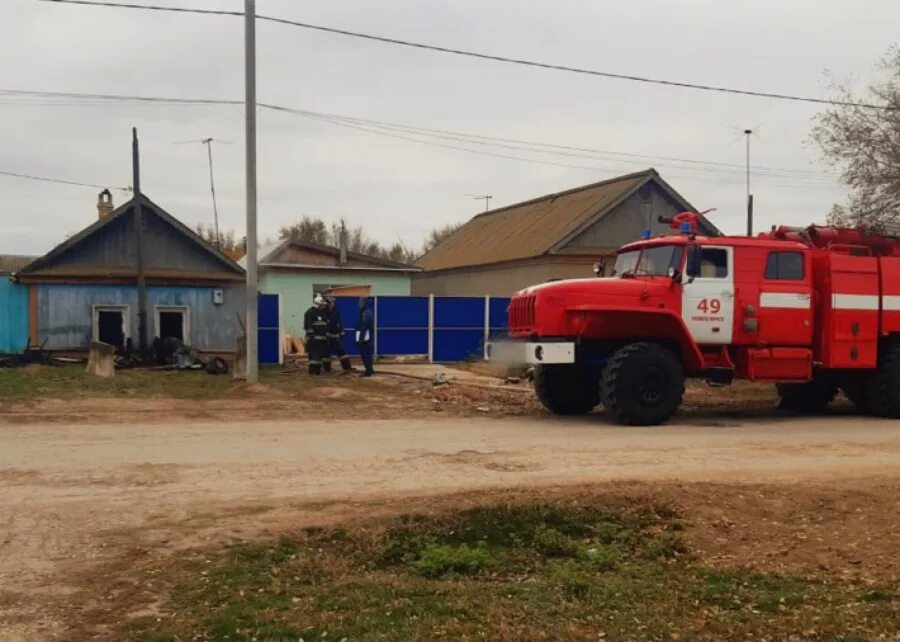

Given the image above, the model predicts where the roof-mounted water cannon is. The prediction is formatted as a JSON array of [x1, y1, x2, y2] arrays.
[[657, 209, 716, 237]]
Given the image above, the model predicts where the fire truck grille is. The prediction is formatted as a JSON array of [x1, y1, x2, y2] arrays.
[[508, 294, 536, 333]]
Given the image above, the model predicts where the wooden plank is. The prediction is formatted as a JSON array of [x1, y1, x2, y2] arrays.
[[28, 284, 38, 346]]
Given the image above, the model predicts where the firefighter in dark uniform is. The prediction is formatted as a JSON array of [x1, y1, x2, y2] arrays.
[[356, 296, 375, 377], [303, 294, 330, 375], [324, 296, 353, 372]]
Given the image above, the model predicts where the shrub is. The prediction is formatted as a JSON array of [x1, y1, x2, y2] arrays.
[[410, 544, 494, 578], [551, 561, 592, 599], [583, 545, 619, 571], [532, 525, 582, 558]]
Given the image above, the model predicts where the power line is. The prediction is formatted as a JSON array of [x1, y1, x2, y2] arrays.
[[0, 88, 834, 182], [268, 105, 832, 186], [305, 111, 826, 176], [0, 169, 129, 191], [286, 108, 831, 181], [0, 88, 235, 107], [40, 0, 893, 111], [277, 109, 837, 188]]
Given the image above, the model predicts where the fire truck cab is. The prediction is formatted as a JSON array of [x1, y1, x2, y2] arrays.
[[487, 213, 900, 425]]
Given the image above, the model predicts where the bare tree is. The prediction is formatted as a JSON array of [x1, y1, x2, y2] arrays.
[[422, 221, 464, 253], [385, 241, 418, 264], [195, 223, 240, 253], [278, 215, 418, 264], [811, 46, 900, 227], [278, 216, 331, 245]]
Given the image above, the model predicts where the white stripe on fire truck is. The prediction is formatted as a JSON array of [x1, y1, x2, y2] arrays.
[[832, 294, 879, 310], [757, 293, 900, 312], [759, 292, 811, 309]]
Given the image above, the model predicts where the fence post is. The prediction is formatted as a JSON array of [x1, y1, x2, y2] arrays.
[[373, 296, 379, 357], [428, 294, 435, 364], [483, 295, 490, 359]]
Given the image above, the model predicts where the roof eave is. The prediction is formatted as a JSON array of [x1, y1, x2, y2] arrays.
[[261, 262, 421, 273], [267, 238, 419, 270]]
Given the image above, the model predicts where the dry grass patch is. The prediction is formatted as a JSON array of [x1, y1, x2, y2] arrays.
[[114, 497, 898, 642]]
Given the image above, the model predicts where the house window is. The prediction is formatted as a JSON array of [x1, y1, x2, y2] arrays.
[[155, 306, 189, 343], [92, 305, 129, 348], [765, 251, 804, 280]]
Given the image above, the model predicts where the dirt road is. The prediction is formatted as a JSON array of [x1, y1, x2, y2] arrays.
[[3, 414, 900, 640]]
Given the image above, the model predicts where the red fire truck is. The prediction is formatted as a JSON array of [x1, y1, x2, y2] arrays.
[[487, 213, 900, 425]]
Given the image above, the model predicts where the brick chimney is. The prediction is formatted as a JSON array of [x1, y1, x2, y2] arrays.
[[97, 189, 114, 219]]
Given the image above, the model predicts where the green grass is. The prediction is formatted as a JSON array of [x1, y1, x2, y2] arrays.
[[409, 543, 495, 577], [116, 500, 900, 642]]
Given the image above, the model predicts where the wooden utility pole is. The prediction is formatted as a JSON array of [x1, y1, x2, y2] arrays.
[[244, 0, 259, 382]]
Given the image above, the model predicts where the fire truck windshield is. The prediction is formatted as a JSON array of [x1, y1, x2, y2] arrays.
[[613, 245, 684, 278]]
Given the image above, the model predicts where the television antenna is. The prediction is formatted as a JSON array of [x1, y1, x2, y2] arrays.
[[174, 137, 233, 247], [466, 193, 493, 212]]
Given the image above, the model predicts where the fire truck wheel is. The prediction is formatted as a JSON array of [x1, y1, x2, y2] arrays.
[[776, 380, 837, 413], [534, 364, 601, 415], [601, 342, 684, 426], [866, 343, 900, 418]]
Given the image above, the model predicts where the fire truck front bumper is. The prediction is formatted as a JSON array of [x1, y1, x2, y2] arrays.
[[485, 340, 575, 365]]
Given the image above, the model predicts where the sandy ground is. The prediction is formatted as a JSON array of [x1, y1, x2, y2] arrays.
[[2, 414, 900, 640]]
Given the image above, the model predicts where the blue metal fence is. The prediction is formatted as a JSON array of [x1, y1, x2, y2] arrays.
[[335, 297, 361, 357], [258, 293, 281, 365], [325, 295, 509, 363], [378, 296, 429, 356], [432, 297, 483, 362]]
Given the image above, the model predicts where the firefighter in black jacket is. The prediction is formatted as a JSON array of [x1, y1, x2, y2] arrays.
[[324, 296, 353, 372], [304, 294, 330, 375]]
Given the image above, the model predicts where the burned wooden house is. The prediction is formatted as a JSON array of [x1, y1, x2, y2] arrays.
[[16, 190, 245, 355]]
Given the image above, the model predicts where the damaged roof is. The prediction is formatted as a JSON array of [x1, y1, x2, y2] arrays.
[[417, 169, 719, 272]]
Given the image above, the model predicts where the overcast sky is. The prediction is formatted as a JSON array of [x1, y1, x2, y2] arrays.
[[2, 0, 898, 256]]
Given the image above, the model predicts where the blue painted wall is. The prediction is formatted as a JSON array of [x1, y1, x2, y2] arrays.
[[0, 277, 29, 353], [36, 284, 245, 351]]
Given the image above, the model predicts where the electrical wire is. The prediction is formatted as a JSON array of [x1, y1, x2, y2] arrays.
[[39, 0, 893, 111], [0, 169, 129, 191], [0, 88, 834, 182], [269, 106, 837, 188], [286, 109, 832, 181], [294, 109, 826, 176]]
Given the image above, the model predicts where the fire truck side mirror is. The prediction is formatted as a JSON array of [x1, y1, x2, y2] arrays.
[[593, 261, 606, 277], [685, 245, 702, 282]]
